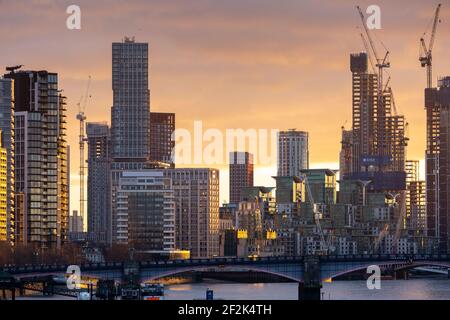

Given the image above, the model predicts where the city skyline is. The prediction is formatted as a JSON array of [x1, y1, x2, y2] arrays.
[[1, 0, 449, 209], [1, 1, 450, 303]]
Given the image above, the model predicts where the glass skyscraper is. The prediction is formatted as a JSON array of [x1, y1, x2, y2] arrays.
[[111, 37, 150, 161]]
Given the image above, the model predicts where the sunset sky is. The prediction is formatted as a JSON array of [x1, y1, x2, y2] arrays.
[[1, 0, 449, 213]]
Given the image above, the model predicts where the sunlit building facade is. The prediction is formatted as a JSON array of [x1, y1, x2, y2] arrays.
[[229, 152, 254, 205], [277, 130, 309, 177], [164, 168, 220, 258], [0, 133, 7, 241], [4, 69, 69, 249], [0, 78, 14, 244]]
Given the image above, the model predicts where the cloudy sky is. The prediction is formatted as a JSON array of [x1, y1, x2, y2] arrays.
[[1, 0, 449, 212]]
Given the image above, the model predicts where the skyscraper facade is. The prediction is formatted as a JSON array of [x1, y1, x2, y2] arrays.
[[229, 152, 254, 205], [109, 37, 156, 245], [427, 76, 450, 253], [164, 168, 220, 258], [150, 112, 175, 166], [277, 130, 309, 177], [0, 78, 14, 244], [111, 37, 150, 161], [0, 131, 8, 241], [5, 69, 69, 249], [86, 122, 111, 243], [115, 171, 175, 251]]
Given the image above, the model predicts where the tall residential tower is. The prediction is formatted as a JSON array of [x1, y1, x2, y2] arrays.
[[0, 77, 15, 244], [229, 152, 254, 205], [277, 130, 309, 177], [86, 122, 111, 243], [4, 69, 69, 249]]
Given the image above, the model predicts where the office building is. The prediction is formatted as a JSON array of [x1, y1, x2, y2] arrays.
[[277, 130, 309, 177], [229, 152, 254, 205]]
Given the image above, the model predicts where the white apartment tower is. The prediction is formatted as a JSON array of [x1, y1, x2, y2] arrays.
[[277, 130, 309, 177]]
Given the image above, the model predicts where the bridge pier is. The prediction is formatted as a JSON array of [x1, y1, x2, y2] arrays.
[[299, 256, 322, 300], [394, 270, 409, 280], [43, 281, 54, 296], [448, 269, 450, 279]]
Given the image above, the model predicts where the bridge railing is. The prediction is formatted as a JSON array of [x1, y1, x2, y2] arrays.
[[2, 254, 449, 275]]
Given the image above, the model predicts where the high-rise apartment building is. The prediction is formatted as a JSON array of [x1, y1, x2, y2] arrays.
[[109, 37, 156, 245], [0, 132, 7, 241], [150, 112, 175, 166], [111, 37, 150, 161], [277, 130, 309, 177], [164, 168, 220, 258], [4, 69, 69, 249], [115, 171, 175, 251], [427, 76, 450, 253], [86, 122, 111, 243], [0, 78, 14, 243], [229, 152, 254, 205]]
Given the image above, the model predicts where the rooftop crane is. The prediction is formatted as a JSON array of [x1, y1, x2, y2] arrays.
[[76, 76, 91, 230], [356, 6, 390, 99], [360, 32, 376, 74], [419, 3, 442, 89], [6, 65, 23, 73]]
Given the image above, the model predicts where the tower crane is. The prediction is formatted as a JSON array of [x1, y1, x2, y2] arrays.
[[356, 6, 390, 99], [360, 32, 376, 74], [419, 4, 442, 89], [76, 76, 91, 230]]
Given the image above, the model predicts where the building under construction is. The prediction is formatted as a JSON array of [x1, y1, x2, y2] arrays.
[[341, 52, 407, 192], [426, 76, 450, 253], [405, 160, 426, 245]]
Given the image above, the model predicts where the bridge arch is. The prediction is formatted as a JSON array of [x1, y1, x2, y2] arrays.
[[140, 265, 301, 283], [325, 261, 450, 280]]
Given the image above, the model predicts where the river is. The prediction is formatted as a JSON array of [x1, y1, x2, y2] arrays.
[[164, 279, 450, 300]]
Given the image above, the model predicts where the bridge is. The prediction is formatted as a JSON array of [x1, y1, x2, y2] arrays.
[[2, 254, 449, 299]]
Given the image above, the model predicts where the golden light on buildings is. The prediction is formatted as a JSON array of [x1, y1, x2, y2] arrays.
[[237, 229, 248, 239], [266, 230, 277, 240], [0, 131, 7, 242]]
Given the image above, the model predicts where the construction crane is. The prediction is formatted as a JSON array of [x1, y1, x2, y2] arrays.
[[360, 32, 376, 74], [6, 65, 23, 73], [419, 3, 442, 89], [76, 76, 91, 230], [356, 6, 390, 106], [301, 174, 335, 255], [374, 224, 389, 253]]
